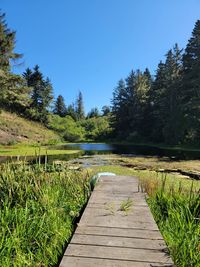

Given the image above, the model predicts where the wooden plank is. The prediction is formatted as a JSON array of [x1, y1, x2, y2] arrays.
[[65, 244, 173, 264], [71, 233, 166, 250], [59, 175, 174, 266], [75, 226, 163, 240], [60, 256, 174, 267]]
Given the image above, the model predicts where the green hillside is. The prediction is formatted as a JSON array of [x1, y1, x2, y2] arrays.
[[0, 111, 60, 145]]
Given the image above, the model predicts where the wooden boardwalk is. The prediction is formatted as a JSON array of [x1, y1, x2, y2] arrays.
[[60, 176, 174, 267]]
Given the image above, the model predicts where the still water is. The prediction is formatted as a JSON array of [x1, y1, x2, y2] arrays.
[[1, 143, 200, 163], [53, 143, 200, 160]]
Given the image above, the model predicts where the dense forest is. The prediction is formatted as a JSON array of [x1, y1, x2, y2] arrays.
[[1, 11, 200, 145]]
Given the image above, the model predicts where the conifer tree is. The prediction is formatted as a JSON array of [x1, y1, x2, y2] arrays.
[[102, 105, 111, 116], [66, 103, 77, 120], [76, 91, 85, 120], [111, 79, 129, 136], [0, 12, 22, 72], [182, 20, 200, 143], [87, 107, 100, 118], [23, 65, 53, 122], [0, 12, 29, 113], [54, 95, 67, 117]]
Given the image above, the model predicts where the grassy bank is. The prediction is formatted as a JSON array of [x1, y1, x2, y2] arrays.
[[148, 182, 200, 267], [0, 144, 80, 157], [0, 111, 60, 145], [0, 162, 90, 266]]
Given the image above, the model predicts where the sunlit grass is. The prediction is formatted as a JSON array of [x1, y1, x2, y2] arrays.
[[0, 162, 90, 266], [0, 144, 80, 156], [90, 165, 200, 191]]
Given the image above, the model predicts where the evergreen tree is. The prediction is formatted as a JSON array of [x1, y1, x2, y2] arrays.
[[102, 105, 111, 116], [0, 12, 22, 72], [162, 45, 183, 143], [54, 95, 67, 117], [133, 69, 152, 138], [0, 12, 29, 113], [111, 79, 129, 137], [23, 65, 53, 122], [182, 20, 200, 143], [76, 91, 85, 120], [150, 45, 183, 143], [22, 68, 33, 87], [87, 107, 100, 118], [66, 103, 77, 121]]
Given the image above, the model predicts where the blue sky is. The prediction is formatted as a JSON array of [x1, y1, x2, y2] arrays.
[[1, 0, 200, 113]]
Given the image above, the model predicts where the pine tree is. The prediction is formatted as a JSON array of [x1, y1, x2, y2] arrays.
[[87, 107, 100, 118], [162, 44, 183, 143], [66, 103, 77, 120], [0, 12, 29, 113], [102, 105, 111, 116], [182, 20, 200, 143], [111, 79, 129, 137], [149, 45, 183, 143], [76, 91, 85, 120], [0, 12, 22, 72], [23, 65, 53, 122], [54, 95, 67, 117], [22, 68, 33, 87]]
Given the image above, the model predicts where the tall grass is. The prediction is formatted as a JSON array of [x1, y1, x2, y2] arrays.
[[0, 162, 90, 266], [146, 178, 200, 267]]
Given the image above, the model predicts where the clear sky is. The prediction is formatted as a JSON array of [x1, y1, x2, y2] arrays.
[[1, 0, 200, 113]]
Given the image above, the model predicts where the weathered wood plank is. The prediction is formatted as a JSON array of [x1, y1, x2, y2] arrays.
[[65, 244, 173, 264], [59, 176, 174, 266], [71, 233, 166, 250], [60, 256, 174, 267], [75, 226, 163, 239]]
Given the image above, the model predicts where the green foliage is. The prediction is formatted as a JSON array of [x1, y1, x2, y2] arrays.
[[76, 91, 85, 120], [48, 114, 85, 142], [0, 162, 90, 266], [0, 12, 22, 72], [48, 113, 112, 142], [148, 185, 200, 267], [111, 20, 200, 145], [181, 20, 200, 144], [54, 95, 67, 117], [23, 65, 54, 123], [87, 107, 100, 118], [80, 116, 112, 141]]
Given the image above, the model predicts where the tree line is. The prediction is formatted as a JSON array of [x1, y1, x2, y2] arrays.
[[1, 10, 200, 145], [111, 20, 200, 145], [0, 11, 110, 124]]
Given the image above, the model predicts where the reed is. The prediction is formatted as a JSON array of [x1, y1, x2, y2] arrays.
[[0, 162, 90, 266], [147, 178, 200, 267]]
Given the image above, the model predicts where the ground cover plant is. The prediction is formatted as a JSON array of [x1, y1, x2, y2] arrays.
[[0, 162, 90, 266]]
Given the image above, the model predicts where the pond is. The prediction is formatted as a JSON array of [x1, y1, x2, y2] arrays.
[[1, 143, 200, 164], [53, 143, 200, 160]]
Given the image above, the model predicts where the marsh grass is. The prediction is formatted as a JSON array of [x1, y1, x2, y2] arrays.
[[0, 162, 90, 266], [146, 178, 200, 267]]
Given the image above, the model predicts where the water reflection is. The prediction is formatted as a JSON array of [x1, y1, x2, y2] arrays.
[[55, 143, 200, 160]]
